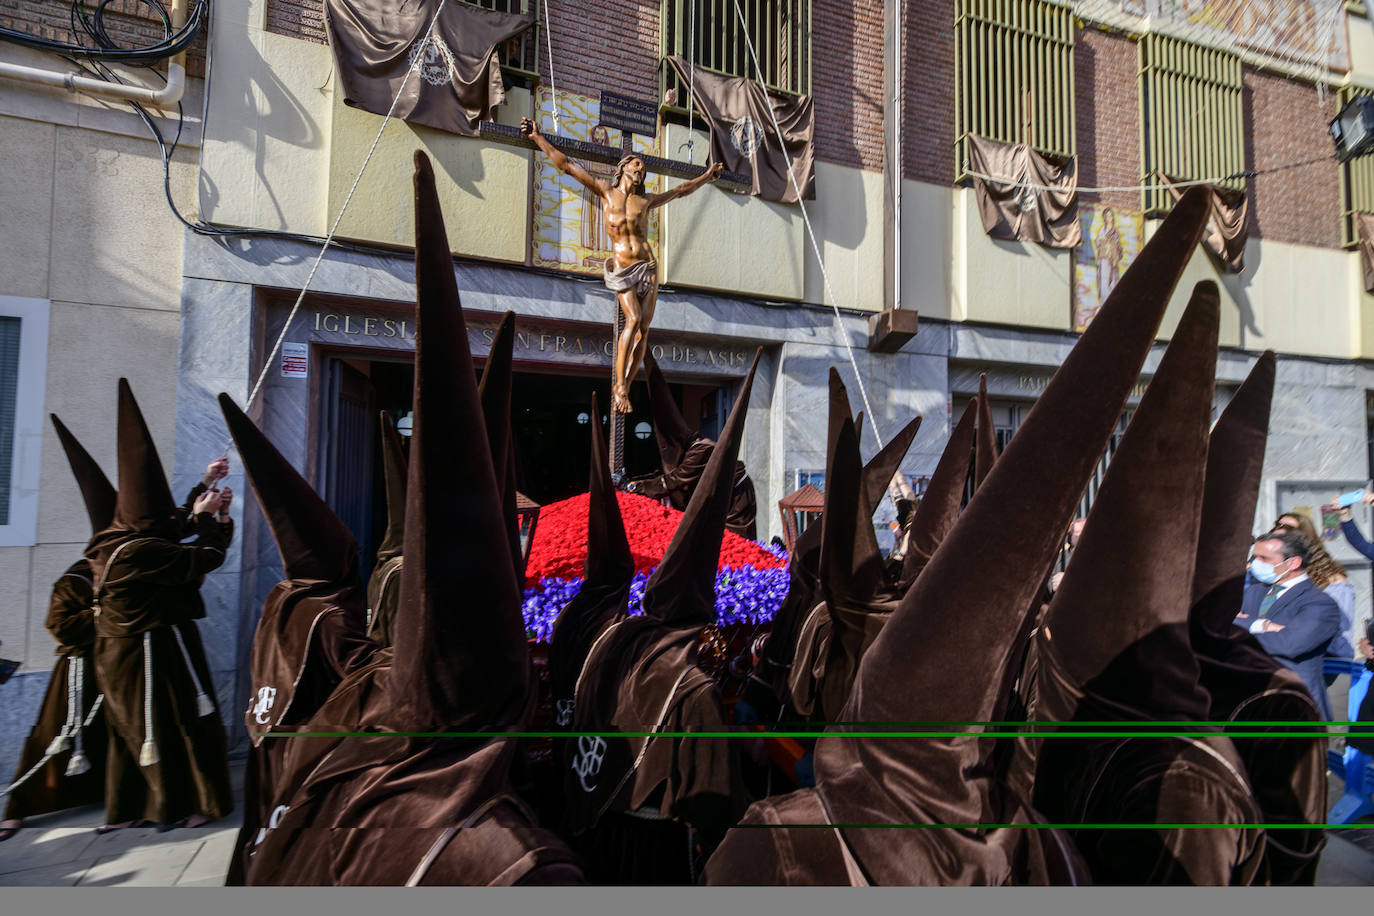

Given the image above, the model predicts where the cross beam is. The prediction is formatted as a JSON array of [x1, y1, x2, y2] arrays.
[[478, 121, 752, 192]]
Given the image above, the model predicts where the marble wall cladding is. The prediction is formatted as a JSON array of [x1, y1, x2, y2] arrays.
[[0, 670, 52, 779]]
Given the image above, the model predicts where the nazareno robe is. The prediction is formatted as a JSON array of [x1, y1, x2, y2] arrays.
[[563, 617, 744, 883], [365, 555, 404, 647], [93, 511, 235, 825], [635, 441, 758, 541], [4, 560, 109, 820], [227, 578, 376, 885], [239, 654, 581, 885]]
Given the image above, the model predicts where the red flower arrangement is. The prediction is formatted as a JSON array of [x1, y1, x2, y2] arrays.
[[525, 491, 785, 582]]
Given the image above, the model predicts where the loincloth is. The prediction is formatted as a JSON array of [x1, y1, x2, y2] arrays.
[[604, 258, 657, 299]]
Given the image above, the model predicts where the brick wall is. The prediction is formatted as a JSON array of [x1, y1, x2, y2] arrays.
[[1073, 27, 1139, 214], [904, 0, 955, 184], [1243, 69, 1341, 249], [264, 0, 885, 171], [812, 0, 884, 171], [1, 0, 207, 78]]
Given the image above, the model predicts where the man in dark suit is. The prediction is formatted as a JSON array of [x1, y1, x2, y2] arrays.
[[1237, 530, 1341, 720]]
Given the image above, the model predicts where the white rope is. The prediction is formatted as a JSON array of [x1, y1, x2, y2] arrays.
[[680, 0, 696, 162], [964, 165, 1240, 195], [172, 625, 217, 718], [540, 0, 561, 135], [728, 0, 882, 451], [139, 631, 158, 766], [232, 0, 453, 436], [1, 659, 91, 797]]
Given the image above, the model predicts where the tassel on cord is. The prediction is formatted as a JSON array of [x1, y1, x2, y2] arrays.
[[65, 657, 93, 777], [172, 626, 216, 718], [44, 659, 80, 757], [139, 632, 159, 767]]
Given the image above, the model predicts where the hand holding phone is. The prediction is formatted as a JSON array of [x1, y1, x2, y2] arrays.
[[1337, 489, 1367, 508]]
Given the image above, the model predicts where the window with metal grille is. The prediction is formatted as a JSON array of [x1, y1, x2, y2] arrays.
[[954, 0, 1076, 180], [0, 317, 20, 526], [1137, 32, 1244, 216], [660, 0, 812, 117], [1338, 85, 1374, 247], [469, 0, 540, 79]]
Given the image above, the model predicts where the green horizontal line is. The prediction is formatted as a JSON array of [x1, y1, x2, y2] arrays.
[[251, 730, 1361, 740]]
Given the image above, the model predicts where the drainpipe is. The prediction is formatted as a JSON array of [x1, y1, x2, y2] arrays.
[[0, 0, 187, 109]]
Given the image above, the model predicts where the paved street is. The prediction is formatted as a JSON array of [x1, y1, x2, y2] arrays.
[[1, 756, 1372, 885]]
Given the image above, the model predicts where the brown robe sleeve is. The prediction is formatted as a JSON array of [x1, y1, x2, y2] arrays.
[[128, 513, 233, 586], [45, 572, 96, 655]]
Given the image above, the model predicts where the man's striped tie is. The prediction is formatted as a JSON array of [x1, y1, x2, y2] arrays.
[[1257, 585, 1281, 617]]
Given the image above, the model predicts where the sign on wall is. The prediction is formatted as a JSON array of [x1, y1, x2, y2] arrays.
[[1073, 201, 1145, 332], [531, 87, 661, 276]]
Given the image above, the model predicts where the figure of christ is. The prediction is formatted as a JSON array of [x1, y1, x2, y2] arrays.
[[521, 117, 724, 413]]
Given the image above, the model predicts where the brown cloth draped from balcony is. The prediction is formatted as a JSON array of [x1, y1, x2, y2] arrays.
[[1357, 213, 1374, 292], [324, 0, 533, 137], [1163, 176, 1248, 273], [966, 132, 1080, 249], [665, 56, 815, 203], [4, 416, 114, 822]]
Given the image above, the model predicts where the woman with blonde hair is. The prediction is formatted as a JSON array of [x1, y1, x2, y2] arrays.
[[1272, 510, 1354, 666]]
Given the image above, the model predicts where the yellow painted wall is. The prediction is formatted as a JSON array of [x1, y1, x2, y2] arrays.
[[1220, 237, 1358, 358], [326, 87, 532, 261], [799, 162, 885, 312], [1349, 8, 1374, 85], [952, 187, 1073, 330], [900, 178, 955, 321], [657, 122, 805, 301]]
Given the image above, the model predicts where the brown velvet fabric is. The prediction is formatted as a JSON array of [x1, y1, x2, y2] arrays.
[[94, 513, 235, 825], [478, 311, 524, 587], [548, 392, 634, 726], [563, 353, 760, 878], [107, 378, 178, 538], [860, 414, 923, 524], [1164, 176, 1248, 273], [324, 0, 533, 137], [241, 152, 578, 886], [645, 352, 694, 472], [389, 151, 529, 733], [974, 373, 998, 491], [373, 411, 407, 566], [5, 566, 108, 820], [51, 414, 116, 537], [899, 396, 978, 587], [665, 56, 816, 203], [790, 410, 896, 722], [966, 133, 1080, 249], [1187, 351, 1326, 884], [1022, 284, 1266, 884], [366, 412, 406, 646], [1359, 213, 1374, 293], [705, 188, 1213, 886]]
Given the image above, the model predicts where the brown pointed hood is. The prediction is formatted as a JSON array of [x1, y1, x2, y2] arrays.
[[388, 151, 528, 731], [110, 378, 176, 534], [645, 351, 696, 472], [374, 411, 408, 565], [478, 310, 523, 585], [549, 392, 635, 706], [861, 414, 923, 523], [815, 187, 1210, 851], [220, 393, 361, 585], [641, 349, 761, 627], [819, 410, 885, 611], [974, 373, 999, 490], [899, 397, 979, 586], [51, 414, 116, 538], [1038, 282, 1220, 721], [1191, 351, 1276, 637]]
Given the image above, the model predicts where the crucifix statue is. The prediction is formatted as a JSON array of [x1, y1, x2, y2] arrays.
[[521, 117, 724, 413]]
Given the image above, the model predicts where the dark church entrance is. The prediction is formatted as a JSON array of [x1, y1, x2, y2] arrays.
[[316, 351, 731, 581]]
